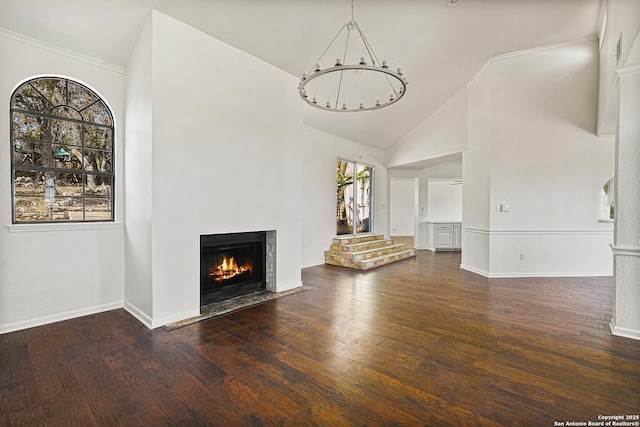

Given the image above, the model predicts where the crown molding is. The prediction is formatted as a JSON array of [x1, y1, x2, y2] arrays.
[[0, 27, 125, 75], [466, 35, 598, 88]]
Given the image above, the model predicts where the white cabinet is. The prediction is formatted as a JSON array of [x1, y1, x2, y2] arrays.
[[425, 222, 462, 251]]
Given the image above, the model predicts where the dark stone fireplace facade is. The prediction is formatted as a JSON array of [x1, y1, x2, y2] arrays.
[[200, 231, 276, 306]]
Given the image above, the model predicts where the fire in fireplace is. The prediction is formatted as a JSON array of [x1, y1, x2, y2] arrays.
[[209, 256, 251, 283], [200, 231, 267, 306]]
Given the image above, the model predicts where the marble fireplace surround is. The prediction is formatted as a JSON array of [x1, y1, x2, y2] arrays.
[[166, 230, 280, 330]]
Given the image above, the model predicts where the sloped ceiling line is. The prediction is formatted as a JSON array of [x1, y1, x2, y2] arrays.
[[389, 35, 599, 154]]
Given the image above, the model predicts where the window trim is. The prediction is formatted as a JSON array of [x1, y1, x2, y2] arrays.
[[10, 76, 115, 224]]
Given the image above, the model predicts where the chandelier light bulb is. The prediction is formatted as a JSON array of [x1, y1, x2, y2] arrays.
[[342, 103, 347, 110], [376, 98, 381, 107], [359, 56, 367, 66], [359, 102, 364, 109], [336, 58, 343, 66], [382, 60, 388, 69]]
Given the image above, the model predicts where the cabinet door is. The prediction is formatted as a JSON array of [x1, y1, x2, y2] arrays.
[[435, 230, 454, 248]]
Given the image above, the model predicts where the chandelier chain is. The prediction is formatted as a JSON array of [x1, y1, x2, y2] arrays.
[[306, 24, 347, 77], [335, 24, 352, 108], [355, 23, 399, 96], [351, 0, 355, 24]]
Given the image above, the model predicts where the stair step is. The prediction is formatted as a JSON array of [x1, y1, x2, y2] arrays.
[[330, 239, 394, 252], [325, 248, 417, 270], [325, 243, 410, 261], [331, 234, 385, 245], [325, 234, 417, 271]]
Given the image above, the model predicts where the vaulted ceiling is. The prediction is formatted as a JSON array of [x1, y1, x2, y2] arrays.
[[0, 0, 601, 150]]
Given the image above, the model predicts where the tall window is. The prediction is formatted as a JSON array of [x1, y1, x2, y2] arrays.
[[336, 159, 373, 236], [11, 77, 114, 223]]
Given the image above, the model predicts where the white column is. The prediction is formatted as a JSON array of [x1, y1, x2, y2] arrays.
[[610, 61, 640, 340]]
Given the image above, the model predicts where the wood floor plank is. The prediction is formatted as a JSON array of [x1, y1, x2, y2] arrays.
[[1, 250, 639, 426]]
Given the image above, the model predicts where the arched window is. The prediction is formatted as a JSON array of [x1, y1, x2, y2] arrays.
[[11, 77, 114, 223]]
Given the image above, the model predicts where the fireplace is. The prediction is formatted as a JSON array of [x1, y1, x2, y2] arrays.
[[200, 231, 275, 306]]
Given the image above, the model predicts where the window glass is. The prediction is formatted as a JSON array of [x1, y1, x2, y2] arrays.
[[11, 77, 114, 223]]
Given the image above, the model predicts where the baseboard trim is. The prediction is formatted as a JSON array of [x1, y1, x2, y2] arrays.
[[460, 264, 489, 277], [124, 301, 202, 330], [459, 264, 612, 279], [0, 301, 123, 335], [150, 309, 201, 329], [611, 322, 640, 341], [485, 272, 613, 278], [123, 301, 153, 329], [302, 260, 325, 269], [276, 281, 303, 294]]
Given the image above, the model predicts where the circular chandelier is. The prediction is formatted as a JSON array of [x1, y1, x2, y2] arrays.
[[298, 0, 408, 112]]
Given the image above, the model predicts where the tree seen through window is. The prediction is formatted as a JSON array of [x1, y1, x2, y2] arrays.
[[11, 77, 114, 223]]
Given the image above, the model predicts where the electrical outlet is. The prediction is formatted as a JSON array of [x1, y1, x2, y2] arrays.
[[519, 253, 525, 261]]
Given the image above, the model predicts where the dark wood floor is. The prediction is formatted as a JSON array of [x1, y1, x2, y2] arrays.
[[2, 251, 639, 426]]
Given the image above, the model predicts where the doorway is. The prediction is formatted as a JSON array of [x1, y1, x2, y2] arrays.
[[336, 159, 374, 236]]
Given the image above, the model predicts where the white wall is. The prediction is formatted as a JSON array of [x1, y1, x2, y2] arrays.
[[124, 11, 303, 327], [427, 180, 462, 222], [124, 16, 153, 321], [461, 64, 493, 274], [302, 127, 388, 268], [390, 179, 416, 236], [387, 91, 468, 168], [0, 30, 126, 333], [462, 40, 615, 277]]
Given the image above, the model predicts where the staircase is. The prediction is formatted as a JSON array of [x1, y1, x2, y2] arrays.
[[324, 235, 417, 270]]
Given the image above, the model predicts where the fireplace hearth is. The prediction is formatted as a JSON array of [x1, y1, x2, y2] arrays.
[[200, 231, 275, 306]]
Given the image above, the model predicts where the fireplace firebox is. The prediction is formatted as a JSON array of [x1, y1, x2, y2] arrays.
[[200, 231, 267, 306]]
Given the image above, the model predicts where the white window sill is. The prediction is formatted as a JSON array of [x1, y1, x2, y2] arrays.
[[7, 222, 122, 233]]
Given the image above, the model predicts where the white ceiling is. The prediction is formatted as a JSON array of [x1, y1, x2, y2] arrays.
[[0, 0, 601, 150]]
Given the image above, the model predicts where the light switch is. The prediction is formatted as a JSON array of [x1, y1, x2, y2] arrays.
[[502, 204, 510, 212]]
